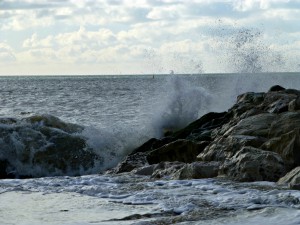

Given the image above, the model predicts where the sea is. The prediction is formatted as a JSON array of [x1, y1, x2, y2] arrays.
[[1, 73, 300, 225]]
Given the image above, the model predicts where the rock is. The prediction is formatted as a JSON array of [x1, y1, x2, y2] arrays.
[[220, 147, 285, 182], [0, 115, 100, 178], [0, 160, 13, 179], [112, 152, 148, 174], [268, 112, 300, 138], [225, 113, 277, 138], [26, 114, 83, 133], [288, 97, 300, 111], [171, 112, 230, 139], [174, 161, 220, 180], [151, 161, 186, 179], [133, 161, 220, 180], [146, 139, 206, 164], [268, 85, 285, 92], [229, 92, 265, 118], [278, 167, 300, 190], [133, 164, 156, 176], [198, 135, 267, 162], [237, 92, 265, 105], [131, 137, 175, 155], [261, 91, 295, 113], [33, 133, 98, 175], [261, 128, 300, 169]]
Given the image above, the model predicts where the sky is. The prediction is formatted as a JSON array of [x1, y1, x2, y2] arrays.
[[0, 0, 300, 75]]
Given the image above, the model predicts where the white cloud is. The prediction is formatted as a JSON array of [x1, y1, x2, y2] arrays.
[[0, 0, 299, 74], [232, 0, 271, 11], [0, 42, 16, 62]]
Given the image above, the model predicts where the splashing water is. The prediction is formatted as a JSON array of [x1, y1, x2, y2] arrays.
[[212, 22, 286, 73]]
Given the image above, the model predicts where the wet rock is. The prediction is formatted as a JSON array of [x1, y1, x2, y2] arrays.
[[0, 115, 100, 178], [237, 92, 265, 105], [112, 152, 148, 174], [229, 92, 265, 118], [151, 161, 186, 179], [0, 160, 13, 179], [268, 112, 300, 138], [198, 135, 267, 162], [220, 147, 285, 182], [133, 164, 156, 176], [171, 112, 230, 139], [147, 139, 206, 164], [130, 137, 175, 155], [225, 113, 277, 138], [261, 91, 295, 113], [26, 114, 83, 133], [268, 85, 285, 92], [174, 161, 220, 180], [262, 128, 300, 170], [278, 167, 300, 190], [288, 97, 300, 111], [33, 133, 98, 174]]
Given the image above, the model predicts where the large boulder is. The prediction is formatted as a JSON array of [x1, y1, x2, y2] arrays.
[[262, 128, 300, 170], [225, 113, 277, 138], [111, 152, 148, 174], [174, 161, 220, 180], [146, 139, 207, 164], [0, 114, 100, 178], [150, 161, 186, 179], [220, 147, 285, 182], [268, 112, 300, 138], [260, 91, 296, 113], [171, 112, 230, 139], [197, 135, 267, 162], [277, 167, 300, 190]]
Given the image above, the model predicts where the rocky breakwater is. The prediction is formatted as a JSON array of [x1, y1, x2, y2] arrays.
[[0, 115, 100, 178], [112, 85, 300, 189]]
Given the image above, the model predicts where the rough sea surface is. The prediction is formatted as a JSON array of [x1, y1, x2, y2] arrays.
[[1, 73, 300, 224]]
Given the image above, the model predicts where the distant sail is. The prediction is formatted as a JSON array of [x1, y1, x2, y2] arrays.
[[169, 70, 174, 75]]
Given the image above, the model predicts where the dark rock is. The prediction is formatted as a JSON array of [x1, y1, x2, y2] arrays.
[[237, 92, 265, 104], [147, 139, 206, 164], [261, 92, 295, 113], [0, 160, 14, 179], [198, 135, 267, 162], [112, 152, 148, 174], [268, 85, 285, 92], [33, 133, 98, 174], [226, 113, 277, 138], [131, 137, 175, 155], [220, 147, 285, 182], [133, 164, 156, 176], [151, 161, 186, 179], [174, 161, 220, 179], [171, 112, 230, 139], [26, 114, 83, 133], [230, 92, 265, 118], [0, 114, 100, 178], [261, 128, 300, 169], [288, 97, 300, 111], [268, 112, 300, 138]]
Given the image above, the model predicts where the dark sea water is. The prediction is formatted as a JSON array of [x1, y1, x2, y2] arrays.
[[1, 73, 300, 224]]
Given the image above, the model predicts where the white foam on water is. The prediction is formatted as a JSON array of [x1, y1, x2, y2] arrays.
[[1, 175, 300, 224], [187, 208, 300, 225]]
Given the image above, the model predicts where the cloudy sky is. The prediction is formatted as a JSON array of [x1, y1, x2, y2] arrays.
[[0, 0, 299, 75]]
